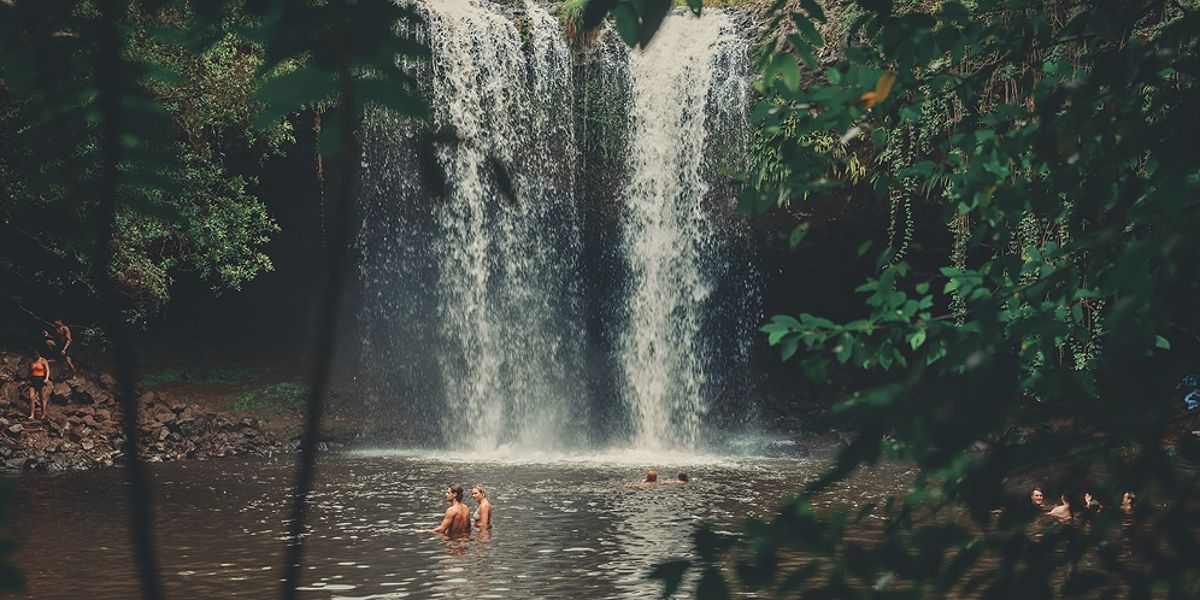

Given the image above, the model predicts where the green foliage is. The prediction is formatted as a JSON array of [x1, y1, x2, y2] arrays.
[[0, 2, 296, 317], [591, 0, 1200, 596], [233, 381, 307, 414], [1, 0, 427, 593]]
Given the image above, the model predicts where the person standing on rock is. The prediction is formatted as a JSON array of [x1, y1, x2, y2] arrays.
[[51, 319, 76, 375], [26, 349, 50, 420]]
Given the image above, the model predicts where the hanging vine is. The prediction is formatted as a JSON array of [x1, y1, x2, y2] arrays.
[[949, 209, 969, 324]]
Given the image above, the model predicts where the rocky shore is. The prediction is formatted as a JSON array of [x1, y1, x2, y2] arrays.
[[0, 352, 287, 472]]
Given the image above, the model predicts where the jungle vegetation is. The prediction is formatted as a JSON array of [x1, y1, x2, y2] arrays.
[[591, 0, 1200, 597], [1, 0, 1198, 598]]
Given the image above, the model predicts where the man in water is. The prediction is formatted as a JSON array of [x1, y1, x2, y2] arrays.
[[1030, 487, 1046, 510], [430, 483, 471, 536], [623, 470, 659, 488], [1121, 491, 1137, 515]]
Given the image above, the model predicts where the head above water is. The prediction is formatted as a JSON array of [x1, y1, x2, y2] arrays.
[[1121, 491, 1137, 512], [644, 470, 658, 483], [1030, 487, 1044, 506], [447, 483, 464, 502], [676, 472, 689, 483], [471, 485, 487, 499]]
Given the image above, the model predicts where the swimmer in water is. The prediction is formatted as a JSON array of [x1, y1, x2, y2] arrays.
[[1048, 494, 1074, 523], [1030, 487, 1046, 511], [470, 485, 492, 530], [623, 469, 659, 488], [430, 483, 471, 536]]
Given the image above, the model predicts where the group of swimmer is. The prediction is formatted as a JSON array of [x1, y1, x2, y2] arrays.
[[427, 483, 492, 536], [625, 469, 689, 487], [426, 469, 689, 536], [1029, 486, 1137, 523]]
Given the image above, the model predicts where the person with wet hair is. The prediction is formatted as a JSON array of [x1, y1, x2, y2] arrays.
[[470, 484, 492, 530], [430, 483, 471, 536], [1030, 487, 1046, 510], [1121, 491, 1137, 515], [623, 469, 659, 488], [675, 472, 689, 483]]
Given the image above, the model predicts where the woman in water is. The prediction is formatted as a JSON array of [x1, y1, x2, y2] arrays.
[[430, 483, 471, 536], [470, 485, 493, 530], [1048, 493, 1074, 523]]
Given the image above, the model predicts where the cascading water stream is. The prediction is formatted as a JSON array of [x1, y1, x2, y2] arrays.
[[360, 0, 585, 452], [359, 5, 754, 454], [617, 12, 750, 451]]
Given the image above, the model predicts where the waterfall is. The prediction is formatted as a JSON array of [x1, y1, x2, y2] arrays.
[[360, 0, 585, 452], [358, 5, 754, 454], [616, 12, 750, 451]]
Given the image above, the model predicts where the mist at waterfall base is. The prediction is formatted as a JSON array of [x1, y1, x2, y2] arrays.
[[358, 4, 765, 456]]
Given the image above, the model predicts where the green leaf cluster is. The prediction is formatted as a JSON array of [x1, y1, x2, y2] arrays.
[[0, 1, 296, 315]]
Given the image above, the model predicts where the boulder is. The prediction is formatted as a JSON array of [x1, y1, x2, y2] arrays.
[[137, 391, 158, 408], [50, 382, 72, 404], [67, 378, 109, 406], [0, 381, 24, 407], [98, 373, 118, 390], [4, 457, 27, 470], [6, 424, 23, 436]]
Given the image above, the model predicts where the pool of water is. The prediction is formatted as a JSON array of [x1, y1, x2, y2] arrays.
[[7, 449, 914, 598]]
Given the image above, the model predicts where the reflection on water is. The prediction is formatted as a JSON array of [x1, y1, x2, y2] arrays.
[[8, 452, 913, 598]]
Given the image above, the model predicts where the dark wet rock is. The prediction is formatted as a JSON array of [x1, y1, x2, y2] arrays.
[[50, 382, 72, 404], [68, 378, 110, 405], [98, 373, 118, 390], [0, 382, 23, 407], [1, 350, 289, 472]]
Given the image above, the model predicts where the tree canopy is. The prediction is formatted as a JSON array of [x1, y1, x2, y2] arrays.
[[0, 2, 293, 322]]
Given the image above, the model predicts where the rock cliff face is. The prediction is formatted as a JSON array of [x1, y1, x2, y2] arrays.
[[0, 352, 287, 472]]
